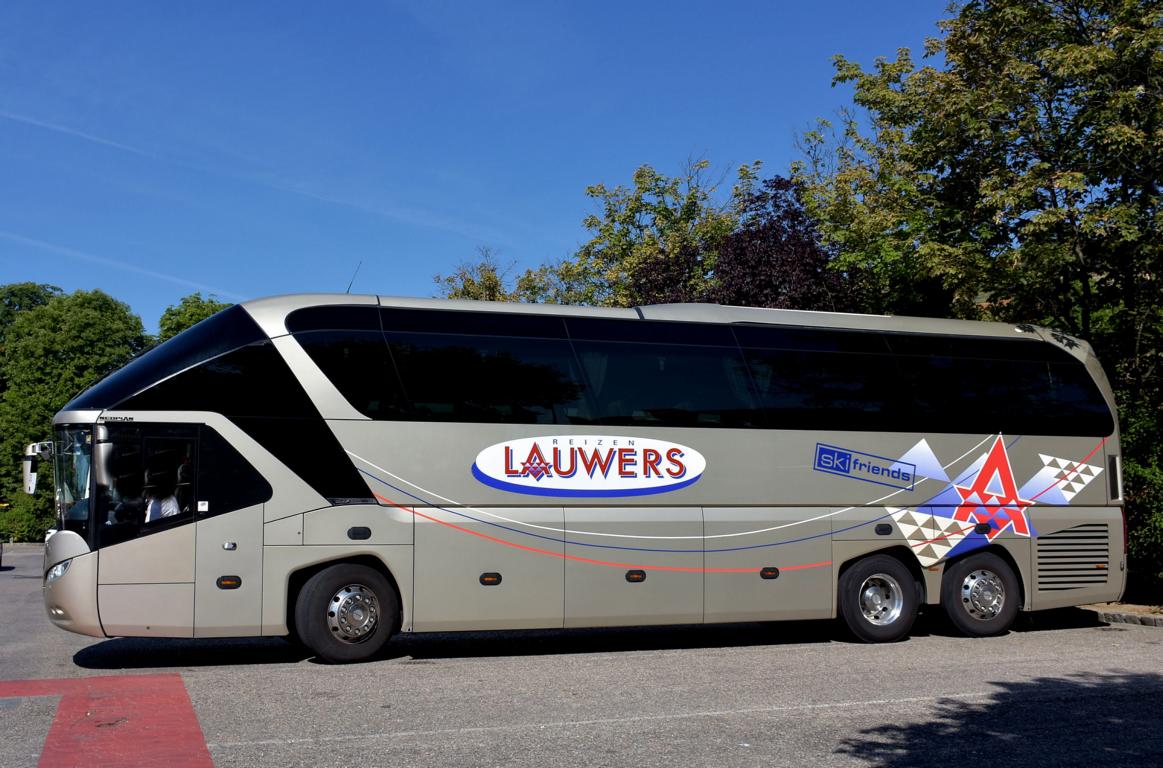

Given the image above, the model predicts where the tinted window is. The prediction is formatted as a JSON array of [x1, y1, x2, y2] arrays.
[[118, 341, 319, 418], [570, 337, 759, 428], [567, 316, 736, 346], [382, 308, 569, 338], [385, 331, 590, 424], [197, 426, 272, 517], [734, 325, 895, 431], [119, 342, 372, 503], [565, 317, 757, 428], [888, 349, 1113, 436], [96, 424, 197, 549], [287, 305, 381, 333], [296, 330, 408, 419], [733, 324, 889, 354], [233, 417, 373, 504], [741, 346, 899, 431], [736, 325, 1113, 436], [885, 332, 1066, 361], [288, 306, 1113, 437], [67, 305, 264, 410]]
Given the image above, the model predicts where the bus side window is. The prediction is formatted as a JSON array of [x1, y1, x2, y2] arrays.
[[141, 436, 196, 525], [96, 425, 197, 549], [196, 426, 272, 518]]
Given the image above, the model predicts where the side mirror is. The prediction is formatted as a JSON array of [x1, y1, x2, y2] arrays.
[[22, 441, 52, 495]]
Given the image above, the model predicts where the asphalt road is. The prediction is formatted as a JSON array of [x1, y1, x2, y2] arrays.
[[2, 544, 1162, 767]]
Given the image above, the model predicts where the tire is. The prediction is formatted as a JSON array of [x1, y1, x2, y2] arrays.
[[837, 554, 919, 642], [941, 552, 1019, 637], [294, 563, 398, 663]]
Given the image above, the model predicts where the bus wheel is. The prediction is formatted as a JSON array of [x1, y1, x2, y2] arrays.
[[941, 552, 1018, 637], [294, 563, 398, 663], [838, 554, 918, 642]]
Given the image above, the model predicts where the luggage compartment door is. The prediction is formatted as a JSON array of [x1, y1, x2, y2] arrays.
[[564, 506, 703, 628]]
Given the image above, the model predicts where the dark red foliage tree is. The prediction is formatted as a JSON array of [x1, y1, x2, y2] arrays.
[[624, 243, 706, 306], [712, 176, 856, 312]]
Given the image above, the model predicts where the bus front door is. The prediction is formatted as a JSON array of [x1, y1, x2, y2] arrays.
[[95, 425, 199, 638]]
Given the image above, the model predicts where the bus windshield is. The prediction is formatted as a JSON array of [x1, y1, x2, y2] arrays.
[[54, 426, 92, 538]]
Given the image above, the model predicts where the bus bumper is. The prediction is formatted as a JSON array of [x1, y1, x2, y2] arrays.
[[43, 550, 105, 638]]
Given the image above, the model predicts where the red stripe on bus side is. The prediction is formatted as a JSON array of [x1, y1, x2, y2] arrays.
[[909, 524, 976, 549], [374, 493, 831, 574]]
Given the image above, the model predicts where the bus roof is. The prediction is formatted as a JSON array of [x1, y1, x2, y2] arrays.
[[239, 292, 1079, 351]]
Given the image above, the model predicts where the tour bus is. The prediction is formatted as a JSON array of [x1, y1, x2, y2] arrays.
[[25, 294, 1124, 662]]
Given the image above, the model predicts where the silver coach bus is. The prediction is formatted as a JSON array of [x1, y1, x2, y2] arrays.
[[26, 294, 1125, 662]]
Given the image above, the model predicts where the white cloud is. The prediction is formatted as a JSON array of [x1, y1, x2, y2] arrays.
[[0, 230, 246, 301]]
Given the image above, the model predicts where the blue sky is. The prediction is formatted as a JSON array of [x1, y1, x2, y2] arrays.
[[0, 1, 942, 332]]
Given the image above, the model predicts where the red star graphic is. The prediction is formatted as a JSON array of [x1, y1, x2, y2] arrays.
[[521, 457, 551, 481], [952, 436, 1032, 540]]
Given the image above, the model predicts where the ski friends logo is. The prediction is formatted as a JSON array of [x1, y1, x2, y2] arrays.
[[472, 436, 707, 497], [814, 443, 916, 491]]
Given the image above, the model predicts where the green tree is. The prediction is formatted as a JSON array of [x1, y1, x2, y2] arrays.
[[795, 0, 1163, 590], [158, 292, 231, 342], [0, 290, 145, 540], [434, 247, 520, 302], [520, 160, 751, 306], [0, 282, 62, 400], [0, 282, 62, 346]]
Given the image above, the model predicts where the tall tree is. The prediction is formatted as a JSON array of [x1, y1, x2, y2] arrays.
[[434, 247, 520, 302], [0, 282, 62, 400], [158, 292, 231, 342], [797, 0, 1161, 327], [795, 0, 1163, 588], [520, 160, 747, 306], [0, 282, 61, 347], [713, 176, 856, 311], [0, 290, 145, 540]]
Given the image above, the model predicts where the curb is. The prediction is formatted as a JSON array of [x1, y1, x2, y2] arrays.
[[1087, 609, 1163, 628]]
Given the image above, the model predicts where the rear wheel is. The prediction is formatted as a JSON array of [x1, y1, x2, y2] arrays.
[[294, 563, 398, 663], [941, 552, 1018, 637], [838, 554, 918, 642]]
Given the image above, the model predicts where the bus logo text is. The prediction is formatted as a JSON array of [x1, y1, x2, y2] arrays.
[[473, 436, 707, 497]]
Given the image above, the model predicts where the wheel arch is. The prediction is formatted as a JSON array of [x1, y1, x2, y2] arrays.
[[939, 543, 1027, 610], [286, 554, 405, 639], [837, 545, 927, 604]]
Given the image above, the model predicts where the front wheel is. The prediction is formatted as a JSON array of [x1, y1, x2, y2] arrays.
[[941, 552, 1018, 637], [837, 554, 919, 642], [294, 563, 398, 663]]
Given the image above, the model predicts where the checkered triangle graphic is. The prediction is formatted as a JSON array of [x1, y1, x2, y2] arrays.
[[1038, 453, 1103, 502], [888, 507, 970, 567]]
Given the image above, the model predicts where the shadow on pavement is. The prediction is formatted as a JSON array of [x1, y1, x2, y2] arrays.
[[74, 637, 311, 669], [73, 620, 841, 668], [836, 671, 1163, 767], [385, 618, 839, 661], [71, 607, 1114, 668], [1015, 607, 1107, 633]]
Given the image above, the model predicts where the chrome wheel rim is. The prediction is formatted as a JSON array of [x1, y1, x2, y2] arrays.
[[326, 584, 380, 643], [961, 569, 1005, 621], [859, 573, 904, 626]]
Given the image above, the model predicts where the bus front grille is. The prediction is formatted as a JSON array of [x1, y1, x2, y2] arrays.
[[1035, 523, 1110, 592]]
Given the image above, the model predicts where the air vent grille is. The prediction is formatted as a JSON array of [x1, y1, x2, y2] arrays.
[[1036, 523, 1109, 591]]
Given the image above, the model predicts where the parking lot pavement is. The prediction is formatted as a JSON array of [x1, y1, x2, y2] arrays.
[[3, 544, 1163, 767]]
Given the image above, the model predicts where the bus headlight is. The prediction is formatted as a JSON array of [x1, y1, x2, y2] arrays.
[[45, 559, 71, 585]]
